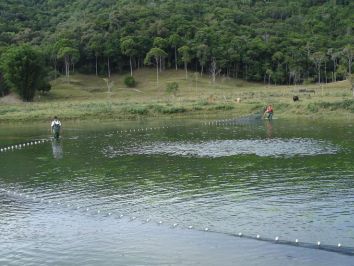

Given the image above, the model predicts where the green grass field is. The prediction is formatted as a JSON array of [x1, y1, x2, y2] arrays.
[[0, 68, 353, 123]]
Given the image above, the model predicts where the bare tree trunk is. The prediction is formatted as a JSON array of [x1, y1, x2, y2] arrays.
[[333, 58, 337, 82], [155, 57, 159, 88], [210, 58, 216, 83], [130, 56, 133, 76], [324, 61, 327, 83], [349, 57, 352, 75], [174, 47, 178, 70], [54, 59, 57, 80], [184, 62, 188, 79], [95, 55, 98, 76], [107, 57, 111, 78], [65, 56, 70, 82], [201, 65, 204, 76]]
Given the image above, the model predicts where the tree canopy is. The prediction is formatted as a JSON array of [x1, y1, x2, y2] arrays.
[[0, 45, 47, 101], [0, 0, 353, 87]]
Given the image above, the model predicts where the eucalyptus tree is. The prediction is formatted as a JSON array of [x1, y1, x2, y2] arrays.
[[103, 34, 117, 78], [45, 43, 59, 79], [121, 36, 138, 76], [327, 48, 340, 82], [310, 51, 326, 84], [342, 45, 354, 76], [135, 36, 152, 70], [153, 37, 168, 71], [196, 44, 209, 76], [87, 32, 105, 76], [178, 45, 191, 79], [168, 34, 181, 70], [55, 39, 79, 82], [144, 47, 168, 88]]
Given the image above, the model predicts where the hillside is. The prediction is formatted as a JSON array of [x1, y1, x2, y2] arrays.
[[0, 69, 353, 122], [0, 0, 353, 95]]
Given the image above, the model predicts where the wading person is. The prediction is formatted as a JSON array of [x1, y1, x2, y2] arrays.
[[263, 104, 273, 120], [51, 116, 62, 140]]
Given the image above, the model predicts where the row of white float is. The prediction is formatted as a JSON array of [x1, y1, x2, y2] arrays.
[[115, 126, 170, 134], [1, 187, 351, 255], [113, 119, 237, 135], [0, 117, 243, 153], [0, 139, 50, 153], [1, 121, 353, 256], [1, 188, 204, 231], [203, 118, 236, 126]]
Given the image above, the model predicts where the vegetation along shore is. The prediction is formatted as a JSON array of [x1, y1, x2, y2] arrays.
[[0, 69, 353, 123], [0, 0, 353, 122]]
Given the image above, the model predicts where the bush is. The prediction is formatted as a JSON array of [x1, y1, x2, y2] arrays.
[[307, 103, 319, 113], [38, 82, 51, 94], [166, 82, 179, 96], [210, 104, 234, 111], [153, 105, 186, 114], [0, 45, 47, 101], [124, 76, 136, 88], [125, 106, 148, 115]]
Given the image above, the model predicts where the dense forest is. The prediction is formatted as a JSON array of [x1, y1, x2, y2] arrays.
[[0, 0, 353, 98]]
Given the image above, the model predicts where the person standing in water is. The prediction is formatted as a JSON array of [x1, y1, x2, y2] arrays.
[[263, 104, 273, 120], [51, 116, 62, 140]]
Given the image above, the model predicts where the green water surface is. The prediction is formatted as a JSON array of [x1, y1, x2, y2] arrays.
[[1, 118, 354, 265]]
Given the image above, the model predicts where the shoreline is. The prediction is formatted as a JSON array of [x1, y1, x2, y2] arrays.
[[1, 71, 353, 124], [0, 104, 353, 125]]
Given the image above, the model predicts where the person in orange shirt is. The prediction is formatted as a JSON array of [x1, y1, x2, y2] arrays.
[[263, 105, 273, 120]]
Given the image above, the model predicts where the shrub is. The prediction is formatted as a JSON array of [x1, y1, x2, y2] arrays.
[[307, 103, 319, 113], [166, 82, 179, 96], [124, 76, 136, 88], [161, 107, 186, 114], [210, 104, 234, 111], [37, 82, 51, 94], [1, 45, 47, 101], [153, 105, 186, 114], [126, 106, 148, 115]]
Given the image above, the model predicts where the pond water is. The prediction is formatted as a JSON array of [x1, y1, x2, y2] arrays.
[[1, 117, 354, 265]]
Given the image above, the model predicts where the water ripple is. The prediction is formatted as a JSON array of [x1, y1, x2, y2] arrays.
[[103, 138, 339, 158]]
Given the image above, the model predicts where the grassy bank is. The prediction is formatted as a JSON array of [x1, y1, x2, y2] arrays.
[[0, 68, 353, 123]]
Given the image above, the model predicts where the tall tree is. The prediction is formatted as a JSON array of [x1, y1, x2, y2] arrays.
[[153, 37, 168, 71], [169, 34, 181, 71], [56, 39, 79, 82], [196, 44, 209, 76], [144, 48, 168, 88], [103, 34, 116, 78], [310, 52, 325, 84], [121, 36, 137, 76], [0, 45, 47, 101], [87, 33, 104, 76], [327, 48, 341, 82], [178, 45, 191, 79], [342, 45, 354, 76]]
